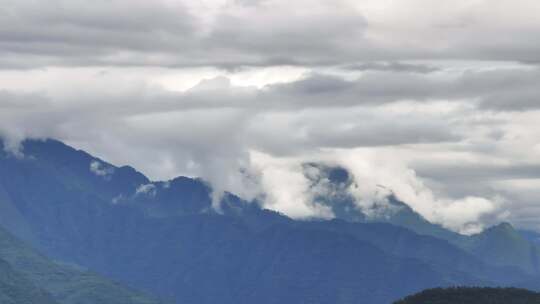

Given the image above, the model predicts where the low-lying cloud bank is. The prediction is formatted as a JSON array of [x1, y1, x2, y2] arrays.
[[1, 0, 540, 233], [1, 65, 539, 233], [251, 150, 506, 235]]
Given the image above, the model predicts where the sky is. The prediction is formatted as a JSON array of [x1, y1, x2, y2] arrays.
[[1, 0, 540, 233]]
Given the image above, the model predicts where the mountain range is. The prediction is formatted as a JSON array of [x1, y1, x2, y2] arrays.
[[1, 138, 540, 303]]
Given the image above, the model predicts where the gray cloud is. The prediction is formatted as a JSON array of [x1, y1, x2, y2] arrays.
[[258, 67, 540, 112], [343, 62, 441, 74], [0, 67, 539, 231], [417, 163, 540, 183], [0, 0, 367, 69], [1, 0, 540, 232], [1, 0, 540, 69]]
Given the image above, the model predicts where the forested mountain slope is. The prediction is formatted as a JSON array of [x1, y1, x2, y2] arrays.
[[1, 139, 539, 304], [0, 224, 162, 304], [394, 287, 540, 304]]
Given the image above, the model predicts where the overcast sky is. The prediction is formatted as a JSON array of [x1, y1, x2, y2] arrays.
[[1, 0, 540, 233]]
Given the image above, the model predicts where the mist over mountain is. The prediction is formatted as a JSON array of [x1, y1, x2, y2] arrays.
[[2, 1, 540, 303], [301, 163, 540, 275], [1, 138, 539, 303]]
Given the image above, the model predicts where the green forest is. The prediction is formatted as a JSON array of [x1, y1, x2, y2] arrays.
[[394, 287, 540, 304]]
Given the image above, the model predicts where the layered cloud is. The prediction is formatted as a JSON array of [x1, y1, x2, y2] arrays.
[[2, 0, 540, 68], [1, 0, 540, 232]]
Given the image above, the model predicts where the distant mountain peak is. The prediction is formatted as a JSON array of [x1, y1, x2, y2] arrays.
[[300, 162, 460, 240], [484, 222, 518, 236], [494, 221, 515, 230]]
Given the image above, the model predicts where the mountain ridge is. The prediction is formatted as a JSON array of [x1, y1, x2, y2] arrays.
[[1, 138, 540, 303]]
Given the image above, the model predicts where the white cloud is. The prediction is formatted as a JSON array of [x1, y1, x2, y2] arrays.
[[89, 160, 115, 179], [1, 0, 540, 231], [250, 148, 508, 234], [135, 183, 157, 197], [251, 151, 333, 219], [1, 68, 538, 232]]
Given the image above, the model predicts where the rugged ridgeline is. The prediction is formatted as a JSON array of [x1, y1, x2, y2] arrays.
[[394, 287, 540, 304], [1, 139, 540, 304], [305, 163, 540, 276], [0, 225, 161, 304]]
